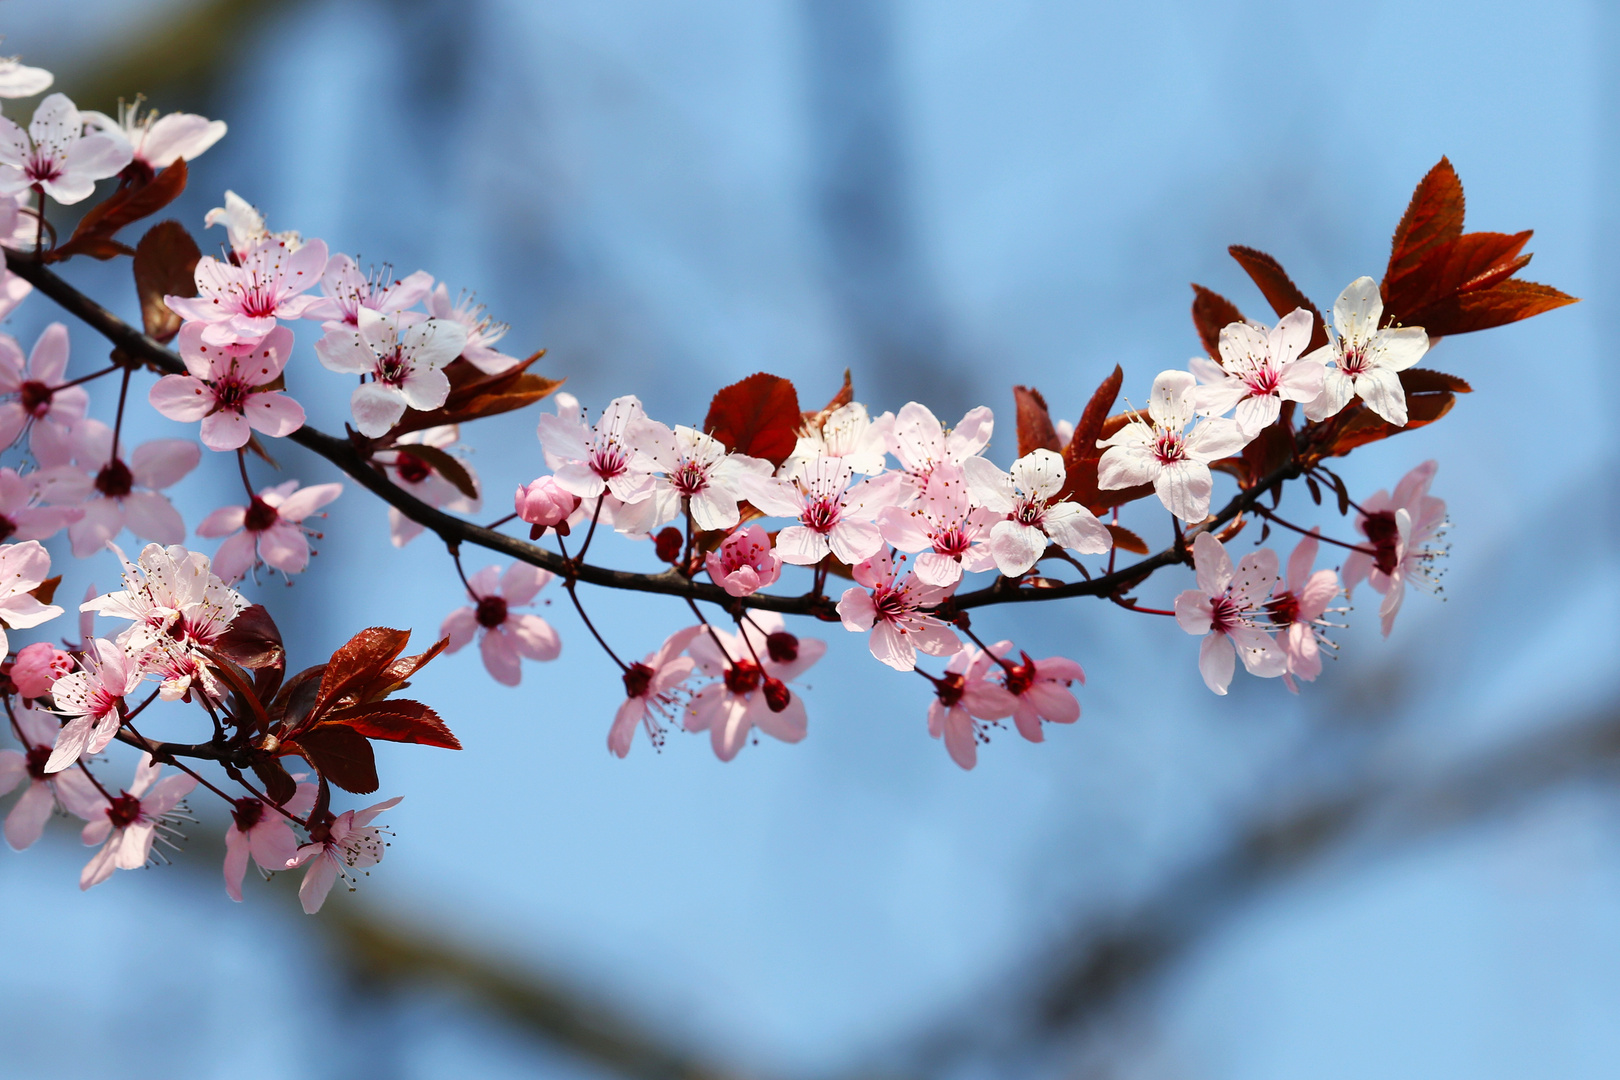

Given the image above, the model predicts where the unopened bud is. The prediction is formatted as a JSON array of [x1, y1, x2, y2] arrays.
[[765, 631, 798, 664], [763, 676, 791, 713], [515, 476, 580, 537], [654, 527, 683, 564]]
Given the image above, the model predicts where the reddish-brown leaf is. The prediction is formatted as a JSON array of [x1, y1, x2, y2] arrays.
[[132, 221, 200, 344], [704, 373, 802, 468], [1215, 409, 1294, 489], [214, 603, 286, 703], [1402, 278, 1577, 338], [251, 757, 297, 806], [1227, 246, 1329, 354], [51, 159, 190, 262], [1105, 523, 1149, 555], [391, 443, 478, 501], [1013, 385, 1060, 458], [269, 664, 325, 735], [1385, 157, 1466, 287], [1324, 393, 1456, 457], [312, 628, 412, 720], [1399, 368, 1472, 394], [27, 575, 60, 606], [1191, 285, 1245, 361], [289, 725, 379, 795], [385, 353, 561, 439], [320, 699, 460, 750]]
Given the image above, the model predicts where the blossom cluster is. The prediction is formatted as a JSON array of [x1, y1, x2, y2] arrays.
[[0, 47, 1553, 911]]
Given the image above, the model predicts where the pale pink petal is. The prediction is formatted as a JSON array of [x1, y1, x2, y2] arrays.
[[5, 781, 53, 850], [480, 628, 522, 686], [1198, 632, 1235, 694], [506, 615, 560, 662], [121, 491, 185, 545], [149, 375, 215, 423]]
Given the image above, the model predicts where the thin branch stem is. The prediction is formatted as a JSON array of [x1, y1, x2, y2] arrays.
[[1255, 507, 1374, 554]]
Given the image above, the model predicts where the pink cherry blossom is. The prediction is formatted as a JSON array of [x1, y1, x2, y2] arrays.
[[224, 780, 316, 903], [877, 463, 999, 587], [10, 640, 72, 698], [44, 419, 199, 558], [0, 703, 99, 850], [196, 479, 342, 582], [314, 307, 468, 438], [705, 524, 782, 597], [149, 323, 305, 451], [1192, 308, 1325, 436], [0, 322, 89, 455], [514, 475, 583, 539], [1303, 277, 1429, 426], [1174, 532, 1285, 694], [305, 253, 433, 337], [784, 401, 892, 476], [979, 640, 1086, 744], [82, 98, 226, 175], [1265, 531, 1341, 690], [623, 418, 773, 534], [1098, 370, 1250, 523], [836, 548, 960, 671], [45, 638, 146, 773], [0, 56, 52, 99], [686, 613, 825, 761], [1341, 460, 1448, 636], [440, 563, 561, 686], [287, 796, 401, 914], [0, 93, 132, 205], [887, 401, 994, 489], [964, 449, 1112, 577], [164, 234, 329, 345], [426, 283, 520, 374], [610, 625, 702, 757], [77, 753, 197, 891], [0, 466, 79, 542], [744, 454, 904, 566], [0, 539, 64, 662], [926, 645, 1018, 770], [536, 394, 659, 508], [375, 426, 481, 547], [203, 190, 302, 259]]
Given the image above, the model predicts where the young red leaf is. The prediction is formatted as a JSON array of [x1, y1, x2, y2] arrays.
[[803, 369, 853, 428], [704, 373, 802, 468], [1013, 385, 1060, 458], [51, 158, 190, 262], [27, 575, 60, 606], [1058, 367, 1153, 513], [214, 603, 287, 702], [1324, 392, 1455, 456], [321, 699, 460, 750], [289, 725, 379, 795], [1385, 157, 1466, 287], [385, 353, 562, 439], [1403, 278, 1577, 338], [132, 220, 201, 344], [390, 443, 478, 501], [1104, 523, 1149, 555], [312, 627, 412, 719], [1191, 284, 1245, 361], [1227, 246, 1329, 354], [1399, 369, 1472, 394], [251, 757, 298, 806]]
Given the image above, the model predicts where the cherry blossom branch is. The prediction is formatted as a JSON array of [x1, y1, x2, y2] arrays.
[[1, 250, 1301, 618]]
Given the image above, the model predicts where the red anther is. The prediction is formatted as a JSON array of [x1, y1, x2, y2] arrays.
[[475, 594, 509, 628], [724, 660, 762, 695], [231, 797, 266, 833], [243, 496, 279, 532]]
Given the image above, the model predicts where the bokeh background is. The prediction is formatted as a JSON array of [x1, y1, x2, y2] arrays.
[[1, 1, 1617, 1077]]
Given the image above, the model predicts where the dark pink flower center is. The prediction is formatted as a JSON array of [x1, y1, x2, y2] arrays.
[[24, 745, 50, 780], [94, 459, 134, 498], [231, 797, 265, 832], [18, 380, 53, 416], [802, 497, 841, 534], [622, 662, 654, 699], [589, 445, 627, 481], [1003, 653, 1038, 696], [475, 595, 509, 628], [935, 670, 965, 708], [106, 793, 143, 830], [1013, 499, 1045, 528], [1266, 591, 1300, 627], [1363, 510, 1401, 575], [394, 450, 432, 485], [1208, 594, 1242, 635], [762, 676, 791, 713], [671, 460, 708, 497], [0, 515, 15, 543], [213, 372, 252, 413], [1243, 366, 1281, 396], [871, 584, 909, 624], [243, 497, 280, 533], [1152, 429, 1187, 466], [932, 525, 972, 557], [724, 660, 762, 695], [766, 631, 798, 663], [1340, 344, 1369, 376], [375, 349, 409, 387]]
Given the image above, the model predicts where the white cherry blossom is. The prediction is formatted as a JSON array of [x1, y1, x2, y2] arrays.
[[0, 93, 131, 205], [1174, 532, 1285, 694], [624, 418, 772, 534], [426, 284, 520, 374], [1302, 276, 1429, 426], [964, 449, 1112, 577], [1192, 308, 1325, 435], [1097, 370, 1249, 523], [536, 394, 658, 507], [315, 307, 467, 437], [887, 402, 993, 490], [82, 97, 226, 172], [876, 462, 999, 587], [743, 454, 904, 565], [783, 401, 891, 476]]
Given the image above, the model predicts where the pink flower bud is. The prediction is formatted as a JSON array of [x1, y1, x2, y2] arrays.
[[515, 477, 581, 539], [704, 524, 782, 598], [11, 641, 73, 699]]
